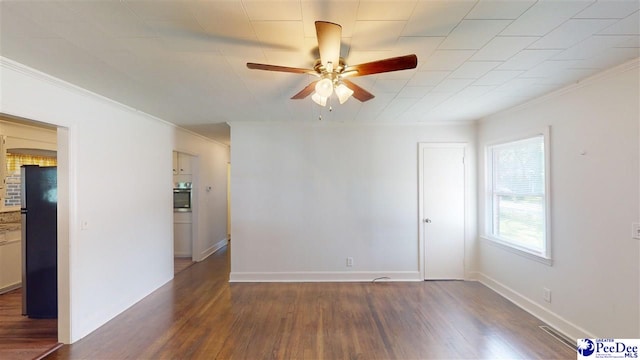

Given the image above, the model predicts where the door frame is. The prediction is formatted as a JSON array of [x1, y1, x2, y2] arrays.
[[418, 142, 468, 280]]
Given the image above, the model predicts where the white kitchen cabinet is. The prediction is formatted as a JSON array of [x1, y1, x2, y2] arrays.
[[172, 151, 178, 175], [0, 230, 22, 294], [173, 222, 192, 257], [173, 196, 192, 257], [173, 152, 192, 175]]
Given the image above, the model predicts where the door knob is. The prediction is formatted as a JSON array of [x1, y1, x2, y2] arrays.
[[424, 218, 432, 223]]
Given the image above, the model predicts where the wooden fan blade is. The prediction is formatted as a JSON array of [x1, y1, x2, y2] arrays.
[[315, 21, 342, 69], [342, 79, 375, 102], [344, 54, 418, 77], [247, 63, 316, 75], [291, 81, 319, 99]]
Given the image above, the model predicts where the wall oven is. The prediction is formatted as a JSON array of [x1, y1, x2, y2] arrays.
[[173, 187, 192, 212]]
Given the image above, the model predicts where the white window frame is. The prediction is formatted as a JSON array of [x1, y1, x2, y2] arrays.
[[483, 127, 551, 265]]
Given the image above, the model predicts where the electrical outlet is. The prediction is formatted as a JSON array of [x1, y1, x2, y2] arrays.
[[346, 257, 353, 267], [543, 288, 551, 303], [632, 223, 640, 239]]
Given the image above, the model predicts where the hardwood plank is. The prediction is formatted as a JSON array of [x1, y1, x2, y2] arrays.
[[46, 246, 576, 359], [174, 257, 194, 275], [0, 288, 58, 360]]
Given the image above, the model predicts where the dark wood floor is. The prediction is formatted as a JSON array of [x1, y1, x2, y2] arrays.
[[0, 257, 196, 360], [45, 245, 575, 359], [0, 288, 59, 360], [174, 257, 195, 274]]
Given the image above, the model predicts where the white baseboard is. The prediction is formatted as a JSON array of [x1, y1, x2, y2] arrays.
[[229, 271, 422, 282], [0, 282, 21, 295], [469, 271, 595, 340], [199, 238, 228, 261]]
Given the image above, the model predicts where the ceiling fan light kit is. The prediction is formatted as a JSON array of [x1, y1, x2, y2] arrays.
[[311, 92, 327, 107], [247, 21, 418, 108], [334, 84, 354, 104], [315, 78, 334, 98]]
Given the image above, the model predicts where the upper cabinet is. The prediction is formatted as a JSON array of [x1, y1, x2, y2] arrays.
[[173, 151, 192, 175], [172, 151, 178, 175]]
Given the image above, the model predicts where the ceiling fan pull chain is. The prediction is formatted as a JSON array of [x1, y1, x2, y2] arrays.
[[317, 98, 323, 121]]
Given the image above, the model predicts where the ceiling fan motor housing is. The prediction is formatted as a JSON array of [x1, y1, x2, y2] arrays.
[[314, 58, 346, 78]]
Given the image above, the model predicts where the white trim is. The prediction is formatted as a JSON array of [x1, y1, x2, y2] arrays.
[[0, 57, 229, 149], [480, 236, 553, 266], [228, 119, 477, 128], [478, 58, 640, 125], [188, 155, 199, 263], [469, 271, 596, 340], [0, 282, 21, 294], [482, 126, 550, 150], [58, 126, 74, 344], [483, 127, 552, 262], [198, 238, 228, 261], [229, 271, 422, 282], [418, 142, 467, 280]]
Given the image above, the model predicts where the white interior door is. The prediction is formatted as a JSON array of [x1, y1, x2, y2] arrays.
[[420, 144, 465, 280]]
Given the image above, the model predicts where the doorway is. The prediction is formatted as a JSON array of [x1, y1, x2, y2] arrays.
[[0, 114, 60, 357], [173, 151, 195, 273], [226, 162, 231, 241], [418, 143, 466, 280]]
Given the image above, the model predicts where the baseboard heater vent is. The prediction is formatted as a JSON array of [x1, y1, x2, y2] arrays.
[[539, 325, 576, 350]]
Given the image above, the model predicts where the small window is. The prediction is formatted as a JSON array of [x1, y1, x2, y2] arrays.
[[4, 153, 57, 208], [485, 131, 550, 260]]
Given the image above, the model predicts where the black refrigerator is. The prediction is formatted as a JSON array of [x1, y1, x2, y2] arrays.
[[21, 165, 57, 319]]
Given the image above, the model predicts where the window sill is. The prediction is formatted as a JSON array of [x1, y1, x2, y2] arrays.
[[480, 236, 553, 266]]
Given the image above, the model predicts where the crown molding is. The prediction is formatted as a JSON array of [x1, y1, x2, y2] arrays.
[[479, 57, 640, 124], [227, 119, 477, 128], [0, 56, 229, 148]]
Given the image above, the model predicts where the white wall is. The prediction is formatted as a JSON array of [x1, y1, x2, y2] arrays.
[[475, 59, 640, 339], [0, 57, 229, 343], [229, 122, 476, 281]]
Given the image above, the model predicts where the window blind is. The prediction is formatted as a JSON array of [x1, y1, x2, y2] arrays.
[[489, 135, 546, 253]]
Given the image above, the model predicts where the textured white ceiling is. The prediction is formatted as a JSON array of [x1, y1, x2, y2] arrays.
[[1, 0, 639, 145]]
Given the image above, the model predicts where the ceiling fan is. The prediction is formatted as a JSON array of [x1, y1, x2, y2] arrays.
[[246, 21, 418, 106]]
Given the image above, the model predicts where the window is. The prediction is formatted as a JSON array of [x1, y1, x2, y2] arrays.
[[6, 153, 57, 172], [4, 152, 57, 208], [486, 131, 550, 261]]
